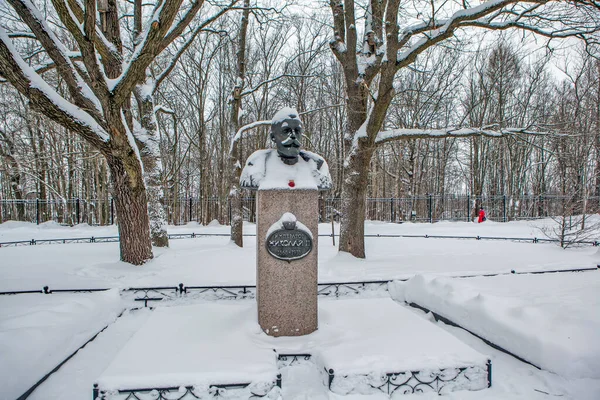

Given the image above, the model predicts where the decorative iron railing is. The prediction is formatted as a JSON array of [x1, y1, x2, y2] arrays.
[[2, 266, 597, 300], [2, 194, 597, 226], [2, 232, 598, 248]]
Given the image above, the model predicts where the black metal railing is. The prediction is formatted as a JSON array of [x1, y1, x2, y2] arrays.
[[2, 267, 597, 302], [2, 231, 599, 248], [2, 194, 597, 226]]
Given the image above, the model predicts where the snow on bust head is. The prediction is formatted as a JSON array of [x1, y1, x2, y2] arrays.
[[240, 107, 332, 191]]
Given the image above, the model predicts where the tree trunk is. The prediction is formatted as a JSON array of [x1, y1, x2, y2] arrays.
[[1, 148, 25, 220], [136, 86, 169, 247], [229, 0, 250, 247], [339, 147, 372, 258], [107, 155, 153, 264]]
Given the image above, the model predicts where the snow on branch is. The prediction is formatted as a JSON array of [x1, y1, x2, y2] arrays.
[[111, 0, 185, 105], [7, 31, 38, 40], [396, 0, 516, 66], [395, 1, 600, 68], [375, 126, 548, 145], [63, 0, 120, 67], [229, 120, 270, 154], [154, 105, 175, 114], [7, 0, 103, 116], [0, 28, 110, 146]]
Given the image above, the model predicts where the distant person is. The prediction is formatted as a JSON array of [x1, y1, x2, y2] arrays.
[[478, 207, 486, 223]]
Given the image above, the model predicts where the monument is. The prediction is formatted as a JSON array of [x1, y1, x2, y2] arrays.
[[241, 107, 332, 336]]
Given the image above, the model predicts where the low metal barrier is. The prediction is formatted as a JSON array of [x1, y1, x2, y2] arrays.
[[1, 232, 598, 248], [2, 266, 597, 301]]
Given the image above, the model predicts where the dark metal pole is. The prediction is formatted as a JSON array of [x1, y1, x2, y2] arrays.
[[503, 195, 507, 222], [36, 198, 40, 225], [428, 194, 433, 223], [466, 194, 470, 222], [390, 197, 394, 222], [76, 198, 80, 224], [228, 198, 232, 224], [189, 197, 192, 223], [110, 199, 114, 225]]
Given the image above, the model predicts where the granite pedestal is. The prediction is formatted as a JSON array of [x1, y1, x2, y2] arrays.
[[256, 189, 318, 336]]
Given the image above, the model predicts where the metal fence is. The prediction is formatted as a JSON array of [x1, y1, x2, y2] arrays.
[[1, 195, 597, 226]]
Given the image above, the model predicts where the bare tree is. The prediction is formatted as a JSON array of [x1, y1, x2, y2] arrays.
[[229, 0, 251, 247], [327, 0, 600, 258], [0, 0, 237, 264]]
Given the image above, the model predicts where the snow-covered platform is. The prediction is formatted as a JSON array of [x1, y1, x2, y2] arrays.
[[94, 298, 490, 399], [391, 272, 600, 379]]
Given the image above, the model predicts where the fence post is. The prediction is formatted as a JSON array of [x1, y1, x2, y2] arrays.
[[76, 198, 80, 224], [390, 198, 395, 222], [228, 198, 232, 225], [428, 194, 433, 223], [503, 195, 507, 222], [110, 199, 114, 225], [36, 198, 40, 225], [189, 197, 193, 223], [466, 194, 470, 222]]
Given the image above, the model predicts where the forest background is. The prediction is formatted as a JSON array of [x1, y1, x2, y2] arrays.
[[1, 0, 599, 263]]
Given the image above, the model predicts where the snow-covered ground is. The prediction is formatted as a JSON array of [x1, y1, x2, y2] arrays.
[[390, 272, 600, 379], [0, 219, 597, 292], [0, 290, 122, 399], [1, 219, 599, 399]]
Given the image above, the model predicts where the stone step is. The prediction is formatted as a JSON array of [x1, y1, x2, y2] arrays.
[[94, 299, 490, 399]]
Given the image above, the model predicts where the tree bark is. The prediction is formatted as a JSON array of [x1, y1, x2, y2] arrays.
[[135, 85, 169, 247], [229, 0, 250, 247], [339, 146, 372, 257], [0, 131, 25, 220], [107, 154, 153, 264]]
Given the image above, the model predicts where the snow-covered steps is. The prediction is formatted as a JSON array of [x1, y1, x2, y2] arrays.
[[93, 299, 490, 399], [315, 298, 490, 396], [93, 303, 281, 399]]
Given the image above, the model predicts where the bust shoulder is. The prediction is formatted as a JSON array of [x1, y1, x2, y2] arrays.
[[299, 150, 325, 170]]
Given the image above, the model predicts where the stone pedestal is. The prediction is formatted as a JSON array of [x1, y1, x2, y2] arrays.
[[256, 189, 318, 337]]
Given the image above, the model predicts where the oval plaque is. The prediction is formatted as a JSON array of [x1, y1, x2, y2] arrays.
[[266, 228, 312, 261]]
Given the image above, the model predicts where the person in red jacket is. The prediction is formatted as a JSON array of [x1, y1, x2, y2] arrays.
[[478, 207, 486, 223]]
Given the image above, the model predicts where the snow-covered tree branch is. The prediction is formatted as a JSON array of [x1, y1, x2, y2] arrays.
[[0, 0, 237, 264]]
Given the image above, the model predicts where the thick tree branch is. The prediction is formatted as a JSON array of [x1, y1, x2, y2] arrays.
[[375, 126, 549, 146], [79, 0, 110, 101], [64, 0, 120, 68], [111, 0, 188, 106], [0, 29, 110, 150], [329, 0, 347, 61], [160, 0, 206, 50], [8, 0, 102, 120]]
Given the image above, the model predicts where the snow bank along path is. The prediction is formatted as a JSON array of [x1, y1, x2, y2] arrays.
[[390, 272, 600, 379]]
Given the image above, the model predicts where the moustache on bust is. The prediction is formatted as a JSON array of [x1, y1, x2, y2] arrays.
[[281, 137, 301, 147]]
